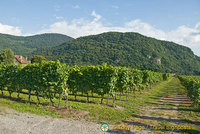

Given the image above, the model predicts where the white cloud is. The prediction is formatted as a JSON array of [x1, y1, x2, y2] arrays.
[[39, 11, 106, 38], [124, 20, 166, 40], [0, 23, 22, 36], [38, 11, 200, 55], [91, 11, 101, 23], [195, 22, 200, 29]]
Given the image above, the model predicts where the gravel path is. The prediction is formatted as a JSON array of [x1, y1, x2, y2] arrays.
[[0, 106, 104, 134]]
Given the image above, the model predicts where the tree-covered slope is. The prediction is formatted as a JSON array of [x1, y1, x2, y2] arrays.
[[32, 32, 200, 75], [0, 33, 73, 55]]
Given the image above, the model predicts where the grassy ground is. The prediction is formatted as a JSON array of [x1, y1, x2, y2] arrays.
[[133, 77, 200, 134], [0, 97, 61, 117], [150, 78, 199, 133]]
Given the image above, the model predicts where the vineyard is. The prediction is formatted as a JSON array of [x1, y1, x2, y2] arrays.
[[1, 61, 200, 133], [0, 61, 172, 108], [178, 75, 200, 105]]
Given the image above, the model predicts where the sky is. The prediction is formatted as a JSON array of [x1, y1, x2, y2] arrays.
[[0, 0, 200, 55]]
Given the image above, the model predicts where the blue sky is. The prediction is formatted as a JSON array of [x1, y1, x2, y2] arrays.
[[0, 0, 200, 55]]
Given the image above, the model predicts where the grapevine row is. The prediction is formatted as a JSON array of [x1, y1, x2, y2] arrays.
[[0, 61, 172, 107], [178, 75, 200, 105]]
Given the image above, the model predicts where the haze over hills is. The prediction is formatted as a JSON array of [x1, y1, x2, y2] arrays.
[[0, 33, 73, 55], [31, 32, 200, 75]]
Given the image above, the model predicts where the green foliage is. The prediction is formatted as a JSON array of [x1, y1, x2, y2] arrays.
[[31, 55, 47, 63], [68, 64, 119, 98], [0, 33, 73, 56], [0, 61, 171, 108], [178, 75, 200, 105], [32, 32, 200, 75], [0, 49, 15, 65]]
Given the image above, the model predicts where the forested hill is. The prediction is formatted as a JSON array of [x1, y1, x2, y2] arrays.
[[32, 32, 200, 75], [0, 33, 73, 55]]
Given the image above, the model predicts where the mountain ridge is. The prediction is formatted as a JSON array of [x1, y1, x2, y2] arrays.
[[0, 33, 73, 55], [31, 32, 200, 75]]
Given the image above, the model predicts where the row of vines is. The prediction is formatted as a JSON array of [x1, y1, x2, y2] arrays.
[[0, 61, 172, 108], [178, 75, 200, 105]]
